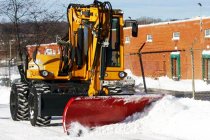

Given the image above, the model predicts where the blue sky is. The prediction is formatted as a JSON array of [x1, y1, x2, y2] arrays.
[[51, 0, 210, 20], [1, 0, 207, 22]]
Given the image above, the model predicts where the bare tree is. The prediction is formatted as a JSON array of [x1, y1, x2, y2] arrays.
[[0, 0, 36, 61], [26, 5, 66, 45], [136, 17, 163, 25], [0, 0, 66, 60]]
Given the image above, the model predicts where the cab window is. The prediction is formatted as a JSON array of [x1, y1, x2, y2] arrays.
[[107, 18, 121, 67]]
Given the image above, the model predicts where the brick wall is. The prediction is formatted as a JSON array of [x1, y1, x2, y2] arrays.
[[124, 17, 210, 79]]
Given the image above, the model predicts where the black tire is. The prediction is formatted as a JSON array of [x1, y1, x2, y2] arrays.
[[10, 83, 29, 121], [29, 84, 51, 126]]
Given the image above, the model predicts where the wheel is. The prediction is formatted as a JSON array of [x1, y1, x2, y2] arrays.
[[28, 84, 51, 126], [10, 83, 29, 121]]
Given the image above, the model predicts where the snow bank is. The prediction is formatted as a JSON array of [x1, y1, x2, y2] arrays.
[[125, 69, 210, 92], [69, 95, 210, 140], [137, 95, 210, 140], [0, 86, 10, 104]]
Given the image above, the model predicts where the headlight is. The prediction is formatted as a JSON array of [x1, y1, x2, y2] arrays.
[[40, 70, 49, 77], [118, 71, 127, 79]]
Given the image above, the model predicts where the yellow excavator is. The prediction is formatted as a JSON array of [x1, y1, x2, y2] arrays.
[[10, 0, 162, 132]]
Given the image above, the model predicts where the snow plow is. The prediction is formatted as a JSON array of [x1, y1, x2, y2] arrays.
[[63, 95, 163, 132], [9, 0, 163, 132]]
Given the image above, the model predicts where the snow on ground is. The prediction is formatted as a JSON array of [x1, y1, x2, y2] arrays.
[[1, 69, 210, 140], [125, 69, 210, 92], [1, 85, 210, 140], [0, 105, 69, 140], [0, 86, 10, 104]]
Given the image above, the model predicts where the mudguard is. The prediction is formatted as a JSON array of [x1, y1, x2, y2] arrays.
[[63, 94, 163, 132]]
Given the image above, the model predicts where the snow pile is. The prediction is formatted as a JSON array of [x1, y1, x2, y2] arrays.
[[0, 86, 11, 104], [137, 96, 210, 140], [68, 122, 91, 137], [125, 69, 210, 92], [68, 95, 210, 140]]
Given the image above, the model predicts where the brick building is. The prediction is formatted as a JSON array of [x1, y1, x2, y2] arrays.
[[124, 17, 210, 80]]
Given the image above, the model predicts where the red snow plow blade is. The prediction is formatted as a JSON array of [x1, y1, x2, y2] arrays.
[[63, 94, 163, 132]]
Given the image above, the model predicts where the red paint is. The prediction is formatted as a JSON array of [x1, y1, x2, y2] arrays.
[[62, 95, 162, 132]]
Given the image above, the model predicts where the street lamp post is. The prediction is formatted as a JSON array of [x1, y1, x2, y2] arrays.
[[56, 35, 61, 43], [8, 40, 14, 87], [198, 3, 203, 31]]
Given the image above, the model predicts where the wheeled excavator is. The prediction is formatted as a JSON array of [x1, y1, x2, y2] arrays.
[[10, 0, 162, 133]]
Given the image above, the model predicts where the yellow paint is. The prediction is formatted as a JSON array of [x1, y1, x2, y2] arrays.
[[102, 87, 109, 95]]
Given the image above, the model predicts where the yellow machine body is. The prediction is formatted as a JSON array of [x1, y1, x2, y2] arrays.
[[26, 6, 125, 96]]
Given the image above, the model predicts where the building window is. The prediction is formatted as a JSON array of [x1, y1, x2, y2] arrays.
[[202, 50, 210, 81], [170, 52, 181, 80], [172, 32, 180, 40], [205, 29, 210, 38], [125, 36, 130, 44], [146, 34, 153, 42]]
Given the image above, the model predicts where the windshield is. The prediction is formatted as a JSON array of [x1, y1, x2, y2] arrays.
[[27, 44, 60, 58], [107, 17, 121, 67]]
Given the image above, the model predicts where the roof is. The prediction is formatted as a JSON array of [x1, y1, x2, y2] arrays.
[[124, 16, 210, 30], [26, 43, 57, 48]]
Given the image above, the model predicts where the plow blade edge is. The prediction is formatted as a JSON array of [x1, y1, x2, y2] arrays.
[[63, 94, 163, 132]]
